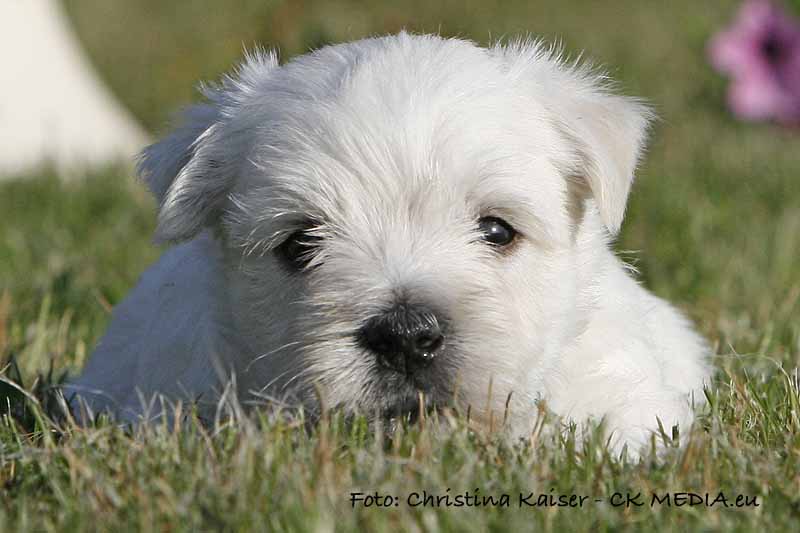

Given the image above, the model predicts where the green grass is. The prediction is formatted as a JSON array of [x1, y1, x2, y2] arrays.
[[2, 0, 800, 530]]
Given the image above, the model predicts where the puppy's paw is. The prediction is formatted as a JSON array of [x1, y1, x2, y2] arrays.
[[603, 394, 695, 459]]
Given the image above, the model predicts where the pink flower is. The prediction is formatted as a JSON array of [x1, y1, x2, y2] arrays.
[[709, 0, 800, 124]]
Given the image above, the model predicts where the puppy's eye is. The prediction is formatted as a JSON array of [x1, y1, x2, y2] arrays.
[[477, 216, 517, 247], [276, 228, 322, 271]]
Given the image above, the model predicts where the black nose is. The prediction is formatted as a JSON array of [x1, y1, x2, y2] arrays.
[[359, 304, 445, 373]]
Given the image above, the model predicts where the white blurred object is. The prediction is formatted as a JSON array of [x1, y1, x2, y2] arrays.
[[0, 0, 149, 178]]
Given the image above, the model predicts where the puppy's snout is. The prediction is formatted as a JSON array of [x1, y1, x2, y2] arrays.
[[359, 304, 444, 373]]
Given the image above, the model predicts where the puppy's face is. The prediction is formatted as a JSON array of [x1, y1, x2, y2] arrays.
[[140, 34, 651, 424]]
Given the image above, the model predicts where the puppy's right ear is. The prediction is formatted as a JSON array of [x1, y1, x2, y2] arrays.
[[137, 102, 228, 243], [138, 49, 279, 243]]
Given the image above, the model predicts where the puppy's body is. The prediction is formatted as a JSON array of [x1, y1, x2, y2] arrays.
[[69, 33, 710, 453]]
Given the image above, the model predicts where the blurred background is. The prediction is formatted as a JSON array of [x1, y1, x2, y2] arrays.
[[1, 0, 798, 378]]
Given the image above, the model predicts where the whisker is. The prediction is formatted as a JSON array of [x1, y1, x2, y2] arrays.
[[244, 340, 303, 372]]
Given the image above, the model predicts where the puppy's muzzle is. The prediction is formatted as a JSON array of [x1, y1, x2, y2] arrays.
[[358, 303, 445, 374]]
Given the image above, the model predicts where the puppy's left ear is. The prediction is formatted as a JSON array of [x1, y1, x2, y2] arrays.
[[497, 40, 653, 235], [555, 87, 653, 235]]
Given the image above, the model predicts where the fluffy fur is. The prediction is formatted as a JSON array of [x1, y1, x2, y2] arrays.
[[68, 33, 711, 454]]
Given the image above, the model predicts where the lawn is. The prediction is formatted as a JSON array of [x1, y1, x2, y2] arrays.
[[1, 1, 799, 530]]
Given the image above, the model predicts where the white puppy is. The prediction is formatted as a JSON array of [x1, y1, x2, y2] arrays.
[[69, 33, 711, 453]]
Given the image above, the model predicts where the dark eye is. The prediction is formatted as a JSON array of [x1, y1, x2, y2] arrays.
[[477, 216, 517, 247], [276, 228, 322, 271]]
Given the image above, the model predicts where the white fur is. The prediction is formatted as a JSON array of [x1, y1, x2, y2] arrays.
[[68, 33, 711, 455]]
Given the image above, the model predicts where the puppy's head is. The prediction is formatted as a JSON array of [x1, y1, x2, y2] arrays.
[[139, 33, 651, 425]]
